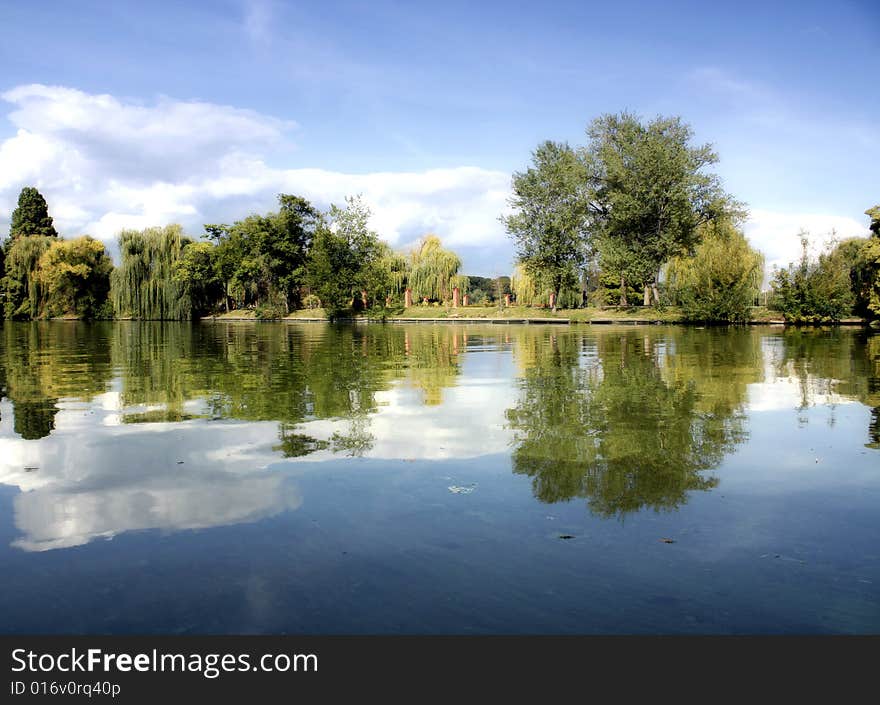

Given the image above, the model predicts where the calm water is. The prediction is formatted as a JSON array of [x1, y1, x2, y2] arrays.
[[0, 321, 878, 634]]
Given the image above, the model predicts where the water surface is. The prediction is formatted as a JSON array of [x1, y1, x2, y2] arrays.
[[0, 322, 877, 633]]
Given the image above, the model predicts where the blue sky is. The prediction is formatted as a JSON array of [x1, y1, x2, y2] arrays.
[[0, 0, 877, 275]]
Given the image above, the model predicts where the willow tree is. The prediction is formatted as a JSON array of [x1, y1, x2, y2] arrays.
[[665, 220, 764, 323], [511, 262, 582, 307], [2, 235, 53, 319], [408, 234, 467, 302], [110, 225, 194, 320]]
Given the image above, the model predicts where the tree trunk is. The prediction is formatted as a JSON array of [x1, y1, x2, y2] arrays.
[[652, 283, 660, 305], [550, 290, 557, 312], [643, 284, 651, 307], [620, 276, 628, 306]]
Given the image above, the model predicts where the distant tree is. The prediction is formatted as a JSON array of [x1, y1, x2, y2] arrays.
[[306, 195, 386, 315], [205, 194, 318, 314], [666, 220, 764, 322], [174, 240, 223, 316], [36, 236, 113, 319], [583, 112, 741, 305], [9, 186, 58, 240], [408, 234, 466, 302], [503, 141, 591, 310], [771, 231, 854, 322]]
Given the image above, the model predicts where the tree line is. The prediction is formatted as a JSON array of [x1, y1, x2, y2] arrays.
[[0, 189, 482, 320], [2, 111, 879, 323]]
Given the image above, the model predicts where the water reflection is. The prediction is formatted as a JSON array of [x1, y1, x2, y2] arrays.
[[0, 322, 877, 553], [506, 329, 756, 515]]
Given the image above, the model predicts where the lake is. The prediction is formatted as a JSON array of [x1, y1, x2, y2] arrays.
[[0, 321, 877, 634]]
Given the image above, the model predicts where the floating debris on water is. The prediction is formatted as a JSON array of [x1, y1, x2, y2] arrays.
[[448, 484, 477, 494]]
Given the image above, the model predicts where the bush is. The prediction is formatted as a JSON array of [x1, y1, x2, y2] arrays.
[[254, 301, 287, 320]]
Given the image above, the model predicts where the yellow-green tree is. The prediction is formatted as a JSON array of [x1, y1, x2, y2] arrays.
[[666, 220, 764, 322], [408, 234, 467, 302], [37, 236, 113, 319]]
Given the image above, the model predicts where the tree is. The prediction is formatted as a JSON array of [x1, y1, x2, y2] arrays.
[[503, 141, 591, 310], [306, 195, 387, 315], [583, 112, 740, 305], [2, 235, 54, 319], [110, 225, 194, 320], [862, 205, 880, 320], [771, 231, 854, 322], [205, 194, 319, 314], [36, 236, 113, 319], [9, 186, 58, 240], [666, 220, 764, 322], [174, 240, 223, 316], [408, 234, 467, 302]]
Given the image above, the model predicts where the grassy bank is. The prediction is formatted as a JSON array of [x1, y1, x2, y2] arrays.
[[199, 305, 866, 324]]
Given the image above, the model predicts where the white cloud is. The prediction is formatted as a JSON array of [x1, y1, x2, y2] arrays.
[[744, 208, 869, 275], [0, 84, 513, 271]]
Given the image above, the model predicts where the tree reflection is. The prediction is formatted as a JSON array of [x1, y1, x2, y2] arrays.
[[772, 328, 880, 448], [506, 328, 757, 516], [0, 323, 114, 439]]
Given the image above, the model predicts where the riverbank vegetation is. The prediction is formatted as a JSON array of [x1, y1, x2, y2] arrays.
[[1, 113, 878, 324]]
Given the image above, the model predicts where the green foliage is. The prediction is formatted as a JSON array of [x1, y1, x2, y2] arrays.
[[9, 186, 58, 239], [110, 225, 194, 320], [862, 206, 880, 319], [583, 112, 741, 303], [207, 194, 319, 313], [771, 232, 855, 322], [408, 234, 465, 302], [2, 235, 54, 319], [37, 236, 113, 319], [503, 141, 591, 305], [510, 262, 581, 307], [666, 220, 763, 322], [174, 240, 223, 315], [306, 195, 388, 316]]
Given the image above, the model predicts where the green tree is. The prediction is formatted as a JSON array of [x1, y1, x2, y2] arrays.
[[771, 232, 855, 322], [8, 186, 58, 240], [666, 220, 764, 322], [306, 196, 388, 315], [862, 206, 880, 320], [205, 194, 319, 314], [36, 236, 113, 319], [583, 112, 740, 305], [174, 240, 222, 316], [110, 225, 194, 320], [2, 235, 54, 319], [503, 141, 591, 310]]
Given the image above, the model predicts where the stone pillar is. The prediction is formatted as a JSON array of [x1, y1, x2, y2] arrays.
[[404, 288, 413, 308], [462, 294, 469, 306], [452, 287, 460, 308], [504, 293, 511, 306], [549, 291, 557, 309]]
